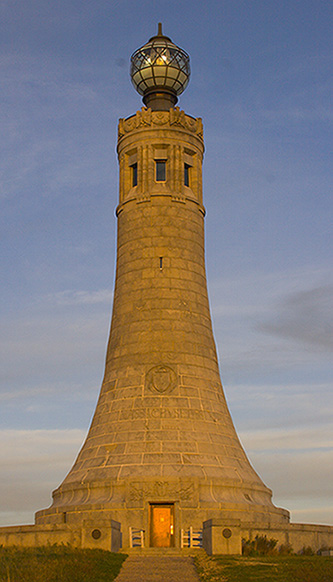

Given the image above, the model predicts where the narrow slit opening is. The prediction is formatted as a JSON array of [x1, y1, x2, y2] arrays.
[[159, 257, 163, 270], [131, 162, 138, 187]]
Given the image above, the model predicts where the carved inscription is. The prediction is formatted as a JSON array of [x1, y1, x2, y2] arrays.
[[119, 407, 217, 421], [129, 480, 195, 503]]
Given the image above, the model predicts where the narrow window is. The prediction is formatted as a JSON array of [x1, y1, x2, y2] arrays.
[[159, 257, 163, 270], [131, 163, 138, 187], [184, 163, 190, 187], [156, 160, 166, 182]]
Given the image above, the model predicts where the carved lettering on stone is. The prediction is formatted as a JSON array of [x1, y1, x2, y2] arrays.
[[118, 407, 217, 421], [128, 481, 195, 503]]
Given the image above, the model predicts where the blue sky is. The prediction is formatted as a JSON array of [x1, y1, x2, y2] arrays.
[[1, 0, 332, 527]]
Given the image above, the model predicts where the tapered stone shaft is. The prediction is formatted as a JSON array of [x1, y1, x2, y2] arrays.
[[36, 107, 289, 544]]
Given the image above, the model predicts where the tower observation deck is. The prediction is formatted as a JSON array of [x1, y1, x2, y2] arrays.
[[35, 24, 290, 549]]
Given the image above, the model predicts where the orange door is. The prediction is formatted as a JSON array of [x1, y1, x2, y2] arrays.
[[150, 505, 174, 547]]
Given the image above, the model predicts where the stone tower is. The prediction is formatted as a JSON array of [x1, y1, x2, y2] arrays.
[[36, 25, 289, 548]]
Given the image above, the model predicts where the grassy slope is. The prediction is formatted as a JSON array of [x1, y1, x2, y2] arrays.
[[194, 554, 333, 582], [2, 547, 333, 582], [0, 546, 127, 582]]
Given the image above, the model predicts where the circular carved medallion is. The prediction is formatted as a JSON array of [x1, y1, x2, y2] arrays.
[[222, 528, 232, 539], [146, 365, 177, 394], [91, 529, 101, 539]]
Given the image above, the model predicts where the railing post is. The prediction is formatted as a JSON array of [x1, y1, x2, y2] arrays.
[[190, 526, 193, 548], [129, 526, 133, 548]]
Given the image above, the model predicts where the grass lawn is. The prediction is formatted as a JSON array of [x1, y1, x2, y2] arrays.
[[0, 546, 127, 582], [194, 553, 333, 582]]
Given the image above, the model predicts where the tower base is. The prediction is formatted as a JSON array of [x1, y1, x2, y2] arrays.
[[34, 474, 289, 548]]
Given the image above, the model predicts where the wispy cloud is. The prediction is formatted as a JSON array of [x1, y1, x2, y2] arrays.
[[239, 426, 333, 453], [0, 53, 120, 202], [210, 266, 333, 379], [0, 387, 51, 403], [0, 429, 85, 523], [228, 52, 333, 127], [0, 429, 86, 465], [46, 289, 113, 306], [251, 449, 333, 502], [239, 425, 333, 525], [228, 382, 333, 428], [0, 292, 110, 412], [258, 284, 333, 351]]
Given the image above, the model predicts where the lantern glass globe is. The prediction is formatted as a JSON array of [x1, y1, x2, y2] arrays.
[[130, 24, 190, 108]]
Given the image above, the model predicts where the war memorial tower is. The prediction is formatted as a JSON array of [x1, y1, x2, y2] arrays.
[[35, 24, 289, 547], [1, 25, 332, 554]]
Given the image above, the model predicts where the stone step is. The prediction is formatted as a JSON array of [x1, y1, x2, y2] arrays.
[[121, 546, 206, 557], [114, 555, 201, 582]]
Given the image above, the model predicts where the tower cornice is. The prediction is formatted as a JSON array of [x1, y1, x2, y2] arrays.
[[118, 107, 204, 142]]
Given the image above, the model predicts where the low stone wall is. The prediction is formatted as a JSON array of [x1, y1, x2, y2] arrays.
[[1, 518, 332, 555], [0, 520, 121, 552], [203, 519, 333, 555], [241, 522, 333, 554]]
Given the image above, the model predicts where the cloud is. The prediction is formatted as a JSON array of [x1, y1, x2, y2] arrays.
[[239, 426, 333, 454], [0, 53, 120, 202], [46, 289, 113, 306], [0, 429, 85, 466], [0, 387, 50, 403], [0, 292, 110, 428], [227, 382, 333, 431], [251, 450, 333, 499], [0, 288, 111, 368], [238, 425, 333, 525], [0, 429, 85, 524], [226, 51, 333, 127], [258, 284, 333, 351], [0, 312, 108, 376], [210, 265, 333, 364]]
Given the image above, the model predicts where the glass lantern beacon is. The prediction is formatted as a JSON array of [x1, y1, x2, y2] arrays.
[[130, 23, 190, 111]]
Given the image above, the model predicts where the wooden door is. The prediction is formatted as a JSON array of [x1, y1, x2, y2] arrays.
[[150, 504, 174, 547]]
